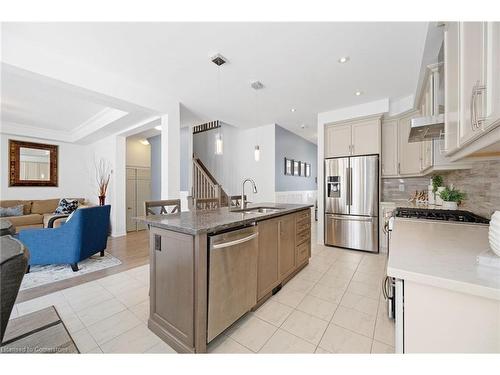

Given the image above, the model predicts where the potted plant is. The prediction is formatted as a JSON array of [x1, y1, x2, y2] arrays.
[[438, 185, 466, 210], [95, 158, 111, 206]]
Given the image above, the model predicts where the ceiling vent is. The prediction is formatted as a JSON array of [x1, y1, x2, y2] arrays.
[[211, 54, 228, 66], [251, 81, 264, 90]]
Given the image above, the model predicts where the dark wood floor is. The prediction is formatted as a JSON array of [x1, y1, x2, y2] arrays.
[[16, 230, 150, 303]]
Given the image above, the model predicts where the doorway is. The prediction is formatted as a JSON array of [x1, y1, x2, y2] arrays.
[[125, 137, 152, 232]]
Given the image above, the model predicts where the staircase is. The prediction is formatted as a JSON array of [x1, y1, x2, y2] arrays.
[[191, 157, 229, 207]]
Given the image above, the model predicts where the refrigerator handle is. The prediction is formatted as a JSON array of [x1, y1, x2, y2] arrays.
[[349, 167, 353, 208], [345, 167, 351, 206]]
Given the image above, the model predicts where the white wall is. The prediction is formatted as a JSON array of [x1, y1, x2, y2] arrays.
[[0, 134, 90, 200], [126, 138, 151, 168], [317, 99, 389, 244], [85, 134, 126, 237]]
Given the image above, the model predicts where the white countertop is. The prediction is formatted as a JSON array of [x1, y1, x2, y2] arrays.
[[387, 218, 500, 301]]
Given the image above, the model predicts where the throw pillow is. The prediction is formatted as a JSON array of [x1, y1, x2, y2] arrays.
[[54, 199, 79, 214], [0, 204, 24, 217]]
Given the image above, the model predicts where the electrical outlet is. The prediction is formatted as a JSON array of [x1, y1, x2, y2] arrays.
[[399, 184, 405, 192]]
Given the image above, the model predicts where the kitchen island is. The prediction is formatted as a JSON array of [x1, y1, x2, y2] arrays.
[[136, 203, 313, 353], [387, 218, 500, 353]]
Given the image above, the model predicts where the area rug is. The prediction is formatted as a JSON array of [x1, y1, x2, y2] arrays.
[[20, 252, 122, 290]]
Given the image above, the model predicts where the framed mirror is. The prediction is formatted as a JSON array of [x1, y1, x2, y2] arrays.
[[9, 140, 58, 187]]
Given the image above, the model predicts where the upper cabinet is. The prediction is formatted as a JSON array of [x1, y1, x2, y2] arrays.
[[398, 111, 424, 175], [458, 22, 486, 146], [325, 123, 351, 157], [445, 21, 500, 160], [325, 116, 381, 158], [381, 118, 398, 177]]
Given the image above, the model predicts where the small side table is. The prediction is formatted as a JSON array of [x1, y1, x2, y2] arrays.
[[0, 219, 15, 237]]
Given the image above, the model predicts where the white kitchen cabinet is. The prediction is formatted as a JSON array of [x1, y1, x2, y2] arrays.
[[484, 22, 500, 131], [458, 22, 486, 146], [398, 111, 422, 175], [381, 119, 399, 177], [443, 21, 500, 160], [444, 21, 460, 154], [324, 116, 381, 158], [351, 117, 381, 155], [325, 123, 351, 157], [420, 140, 433, 172]]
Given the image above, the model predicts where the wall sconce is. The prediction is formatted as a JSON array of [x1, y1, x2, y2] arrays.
[[254, 145, 260, 161], [215, 132, 223, 155]]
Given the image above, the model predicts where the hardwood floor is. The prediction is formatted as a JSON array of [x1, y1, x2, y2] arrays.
[[16, 230, 150, 303]]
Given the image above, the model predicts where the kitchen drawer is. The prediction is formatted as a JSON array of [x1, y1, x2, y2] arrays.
[[296, 228, 311, 245], [296, 219, 311, 234], [296, 241, 310, 266], [296, 209, 311, 222]]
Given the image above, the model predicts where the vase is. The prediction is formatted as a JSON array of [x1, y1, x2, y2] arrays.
[[442, 201, 458, 210], [98, 195, 106, 206], [435, 187, 445, 206], [490, 211, 500, 256]]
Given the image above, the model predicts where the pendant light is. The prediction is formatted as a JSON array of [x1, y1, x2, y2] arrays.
[[251, 81, 264, 162], [211, 54, 228, 156]]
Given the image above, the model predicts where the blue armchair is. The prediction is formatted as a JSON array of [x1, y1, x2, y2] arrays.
[[18, 205, 111, 272]]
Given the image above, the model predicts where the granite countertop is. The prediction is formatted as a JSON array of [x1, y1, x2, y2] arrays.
[[135, 203, 313, 235], [387, 218, 500, 301]]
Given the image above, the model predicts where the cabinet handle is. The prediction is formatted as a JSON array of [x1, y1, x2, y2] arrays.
[[397, 162, 401, 175], [470, 83, 477, 131], [351, 144, 354, 155], [154, 234, 162, 252], [474, 82, 486, 131]]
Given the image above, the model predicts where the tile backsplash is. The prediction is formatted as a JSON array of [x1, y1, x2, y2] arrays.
[[382, 160, 500, 219]]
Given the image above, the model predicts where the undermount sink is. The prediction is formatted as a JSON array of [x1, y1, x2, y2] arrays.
[[232, 207, 284, 214]]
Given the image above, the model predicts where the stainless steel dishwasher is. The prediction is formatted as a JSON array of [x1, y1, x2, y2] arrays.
[[207, 224, 258, 342]]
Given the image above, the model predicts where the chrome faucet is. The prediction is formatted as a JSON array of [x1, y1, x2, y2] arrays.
[[241, 178, 258, 209]]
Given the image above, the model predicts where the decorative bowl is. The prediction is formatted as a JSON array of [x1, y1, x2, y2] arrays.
[[490, 211, 500, 256]]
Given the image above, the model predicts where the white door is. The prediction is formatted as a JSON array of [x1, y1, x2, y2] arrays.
[[398, 111, 422, 176], [325, 123, 352, 157], [459, 22, 486, 145], [351, 118, 381, 156], [381, 119, 398, 177], [126, 167, 151, 232], [126, 168, 137, 232], [444, 22, 460, 154], [136, 168, 151, 231]]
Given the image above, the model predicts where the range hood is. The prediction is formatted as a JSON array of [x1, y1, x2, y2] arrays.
[[408, 40, 445, 143], [408, 114, 444, 142]]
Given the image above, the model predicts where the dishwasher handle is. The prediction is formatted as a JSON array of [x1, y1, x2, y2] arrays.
[[212, 232, 258, 249]]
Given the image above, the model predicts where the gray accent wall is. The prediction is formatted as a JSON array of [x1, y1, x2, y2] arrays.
[[148, 127, 190, 201], [275, 125, 317, 192]]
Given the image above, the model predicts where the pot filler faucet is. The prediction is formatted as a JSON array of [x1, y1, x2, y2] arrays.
[[241, 178, 258, 209]]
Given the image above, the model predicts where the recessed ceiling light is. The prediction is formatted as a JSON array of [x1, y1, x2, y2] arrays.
[[139, 139, 150, 146], [355, 90, 363, 96], [290, 108, 296, 112], [338, 56, 350, 63], [154, 125, 162, 131]]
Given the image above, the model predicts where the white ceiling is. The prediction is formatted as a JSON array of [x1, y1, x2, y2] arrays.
[[1, 69, 107, 130], [1, 22, 429, 143]]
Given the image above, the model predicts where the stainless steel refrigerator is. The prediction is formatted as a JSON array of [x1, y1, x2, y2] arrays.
[[324, 155, 379, 253]]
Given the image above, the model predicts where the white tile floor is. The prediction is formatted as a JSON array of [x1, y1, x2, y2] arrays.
[[11, 225, 394, 354]]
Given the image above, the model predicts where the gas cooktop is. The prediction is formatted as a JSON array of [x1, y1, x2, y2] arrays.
[[394, 207, 490, 224]]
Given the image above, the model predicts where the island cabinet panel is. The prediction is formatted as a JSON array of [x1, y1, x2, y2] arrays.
[[149, 226, 195, 352], [279, 214, 296, 280], [257, 217, 280, 300], [295, 209, 311, 266]]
